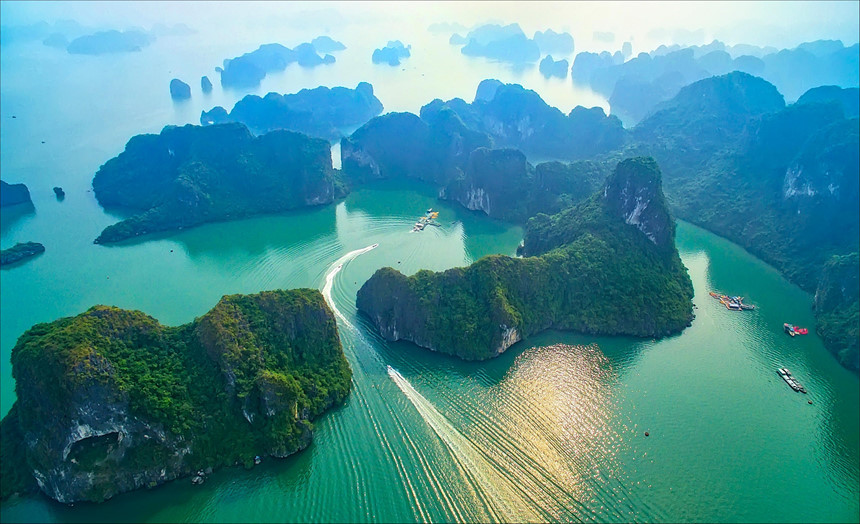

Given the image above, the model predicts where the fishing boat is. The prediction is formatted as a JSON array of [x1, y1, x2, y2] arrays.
[[784, 323, 807, 336], [777, 368, 807, 393]]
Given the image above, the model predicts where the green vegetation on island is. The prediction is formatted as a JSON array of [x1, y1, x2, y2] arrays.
[[442, 148, 610, 223], [419, 81, 627, 161], [218, 42, 336, 88], [0, 289, 351, 503], [342, 100, 611, 223], [814, 253, 859, 370], [0, 242, 45, 267], [92, 123, 346, 244], [357, 157, 693, 360], [343, 74, 858, 371], [200, 82, 383, 141], [626, 72, 859, 370]]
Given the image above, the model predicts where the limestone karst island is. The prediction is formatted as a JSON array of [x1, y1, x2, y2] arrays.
[[0, 2, 857, 523]]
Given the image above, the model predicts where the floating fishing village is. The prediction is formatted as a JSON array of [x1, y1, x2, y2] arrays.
[[709, 290, 812, 396], [412, 208, 440, 232], [708, 291, 755, 310]]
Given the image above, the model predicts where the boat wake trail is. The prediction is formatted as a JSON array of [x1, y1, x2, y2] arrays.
[[321, 243, 378, 329], [387, 365, 547, 523]]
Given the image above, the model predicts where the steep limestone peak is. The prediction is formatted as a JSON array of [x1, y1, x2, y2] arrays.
[[603, 157, 673, 248], [474, 78, 503, 102]]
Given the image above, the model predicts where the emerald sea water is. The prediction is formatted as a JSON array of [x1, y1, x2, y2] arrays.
[[1, 18, 858, 523]]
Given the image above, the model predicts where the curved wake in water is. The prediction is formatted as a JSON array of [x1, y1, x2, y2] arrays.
[[318, 241, 633, 522], [321, 243, 378, 329]]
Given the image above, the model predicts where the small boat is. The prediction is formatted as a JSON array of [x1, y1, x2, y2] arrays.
[[371, 243, 379, 248], [784, 323, 807, 335]]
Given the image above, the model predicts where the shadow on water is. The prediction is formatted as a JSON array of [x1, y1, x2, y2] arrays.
[[170, 97, 196, 123], [95, 204, 340, 260], [0, 202, 36, 238], [0, 249, 45, 270], [361, 304, 648, 389], [342, 178, 440, 216]]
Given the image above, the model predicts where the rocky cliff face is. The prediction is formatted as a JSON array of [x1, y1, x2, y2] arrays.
[[356, 265, 526, 360], [474, 78, 503, 102], [1, 289, 351, 503], [26, 379, 190, 504], [602, 156, 673, 248], [521, 157, 677, 258], [169, 78, 191, 100], [441, 148, 529, 218], [355, 268, 440, 352], [779, 117, 859, 236]]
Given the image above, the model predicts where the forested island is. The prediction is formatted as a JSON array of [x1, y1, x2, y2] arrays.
[[372, 41, 411, 66], [91, 123, 346, 243], [0, 180, 32, 207], [0, 289, 352, 503], [453, 23, 541, 63], [218, 41, 336, 88], [200, 82, 383, 140], [341, 74, 857, 370], [539, 55, 569, 78], [357, 157, 694, 360], [0, 242, 45, 267], [571, 38, 859, 126], [66, 29, 152, 54], [533, 29, 574, 55], [169, 78, 191, 100], [87, 69, 858, 371]]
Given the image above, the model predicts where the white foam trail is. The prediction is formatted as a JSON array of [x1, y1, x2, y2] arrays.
[[387, 365, 543, 523], [321, 243, 378, 329]]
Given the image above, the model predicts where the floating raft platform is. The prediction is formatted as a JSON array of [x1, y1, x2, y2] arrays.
[[708, 291, 755, 311]]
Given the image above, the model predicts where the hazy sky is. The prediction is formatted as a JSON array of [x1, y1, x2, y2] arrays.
[[2, 1, 858, 51]]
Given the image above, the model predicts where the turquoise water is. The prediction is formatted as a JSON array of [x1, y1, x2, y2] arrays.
[[1, 20, 858, 524]]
